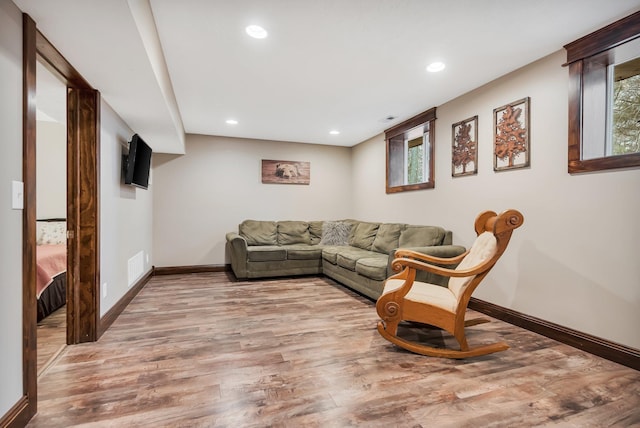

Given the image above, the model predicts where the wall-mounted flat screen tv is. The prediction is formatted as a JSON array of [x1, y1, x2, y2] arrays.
[[124, 134, 152, 189]]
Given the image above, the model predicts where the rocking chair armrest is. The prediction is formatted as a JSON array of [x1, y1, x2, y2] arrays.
[[390, 256, 490, 279]]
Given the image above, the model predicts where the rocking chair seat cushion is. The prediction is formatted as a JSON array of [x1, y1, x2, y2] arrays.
[[383, 278, 457, 313]]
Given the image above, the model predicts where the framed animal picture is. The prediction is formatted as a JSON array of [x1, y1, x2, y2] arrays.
[[261, 159, 310, 185]]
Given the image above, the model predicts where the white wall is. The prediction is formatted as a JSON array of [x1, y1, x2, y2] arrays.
[[352, 50, 640, 349], [36, 120, 66, 219], [0, 0, 25, 416], [152, 134, 352, 267], [100, 101, 154, 316]]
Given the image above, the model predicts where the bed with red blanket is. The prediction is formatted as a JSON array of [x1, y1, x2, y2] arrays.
[[36, 220, 67, 321]]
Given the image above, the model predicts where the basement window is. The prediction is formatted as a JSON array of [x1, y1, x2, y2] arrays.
[[386, 107, 436, 193], [565, 11, 640, 173]]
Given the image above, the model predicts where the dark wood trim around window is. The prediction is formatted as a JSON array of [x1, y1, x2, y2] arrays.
[[564, 11, 640, 65], [564, 11, 640, 173], [385, 107, 437, 193], [385, 107, 437, 140]]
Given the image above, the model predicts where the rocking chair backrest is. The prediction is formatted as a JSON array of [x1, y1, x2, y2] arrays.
[[448, 231, 498, 301]]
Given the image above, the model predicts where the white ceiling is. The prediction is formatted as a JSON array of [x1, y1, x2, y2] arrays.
[[14, 0, 640, 154]]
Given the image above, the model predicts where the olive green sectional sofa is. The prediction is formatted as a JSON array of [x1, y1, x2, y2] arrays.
[[225, 219, 466, 300]]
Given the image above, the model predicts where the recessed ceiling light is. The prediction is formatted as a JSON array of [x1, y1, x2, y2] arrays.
[[226, 119, 238, 125], [245, 25, 268, 39], [426, 62, 446, 73], [329, 130, 340, 135]]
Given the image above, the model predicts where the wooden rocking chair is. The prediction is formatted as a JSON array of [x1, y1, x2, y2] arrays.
[[376, 209, 524, 359]]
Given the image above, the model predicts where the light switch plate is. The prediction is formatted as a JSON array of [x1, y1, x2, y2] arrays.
[[12, 181, 23, 210]]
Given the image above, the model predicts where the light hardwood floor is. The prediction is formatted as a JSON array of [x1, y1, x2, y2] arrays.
[[27, 272, 640, 427], [37, 305, 67, 377]]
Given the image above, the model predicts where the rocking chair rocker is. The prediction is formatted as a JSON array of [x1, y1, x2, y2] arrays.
[[376, 209, 524, 359]]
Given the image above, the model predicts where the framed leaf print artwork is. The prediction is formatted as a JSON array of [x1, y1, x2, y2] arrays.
[[494, 97, 530, 171], [452, 116, 478, 177]]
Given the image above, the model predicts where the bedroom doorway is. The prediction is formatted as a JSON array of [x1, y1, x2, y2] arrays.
[[22, 14, 101, 421], [34, 60, 68, 375]]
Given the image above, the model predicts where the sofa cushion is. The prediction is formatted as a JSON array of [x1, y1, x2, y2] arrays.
[[336, 247, 379, 271], [355, 255, 389, 281], [247, 246, 287, 262], [308, 221, 324, 245], [321, 246, 341, 264], [320, 221, 353, 246], [349, 222, 380, 250], [277, 221, 310, 245], [239, 220, 278, 246], [371, 223, 405, 254], [399, 225, 446, 247], [286, 245, 323, 260]]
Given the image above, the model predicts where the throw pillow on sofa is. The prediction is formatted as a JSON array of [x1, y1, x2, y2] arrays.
[[277, 221, 311, 245], [399, 225, 445, 247], [239, 220, 278, 246], [320, 221, 352, 246], [371, 223, 404, 254], [308, 221, 324, 245], [349, 222, 380, 250]]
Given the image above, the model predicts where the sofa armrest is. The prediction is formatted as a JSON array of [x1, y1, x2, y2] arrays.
[[397, 244, 467, 259], [386, 245, 467, 287], [226, 232, 245, 242], [226, 232, 248, 278]]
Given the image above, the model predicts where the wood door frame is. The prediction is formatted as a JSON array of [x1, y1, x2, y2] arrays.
[[20, 13, 100, 423]]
